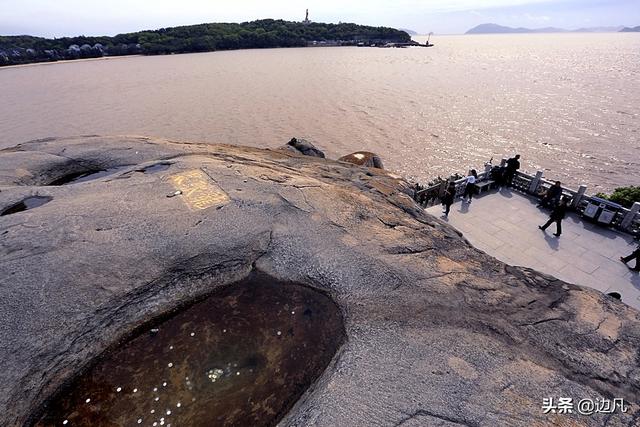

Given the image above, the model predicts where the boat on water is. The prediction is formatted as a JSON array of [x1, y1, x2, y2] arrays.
[[424, 32, 434, 47]]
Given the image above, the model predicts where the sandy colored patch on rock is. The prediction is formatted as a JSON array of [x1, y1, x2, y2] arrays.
[[341, 235, 360, 247], [14, 168, 33, 178], [567, 291, 605, 327], [447, 356, 479, 380], [436, 257, 468, 274], [567, 291, 622, 340], [597, 315, 622, 341], [369, 181, 396, 196], [496, 360, 557, 421], [500, 388, 542, 422]]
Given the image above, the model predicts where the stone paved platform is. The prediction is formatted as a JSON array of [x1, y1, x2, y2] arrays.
[[426, 188, 640, 311]]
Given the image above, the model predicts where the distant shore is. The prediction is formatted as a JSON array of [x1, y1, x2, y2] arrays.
[[0, 19, 410, 68]]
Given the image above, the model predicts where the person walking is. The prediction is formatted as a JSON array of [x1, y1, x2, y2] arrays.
[[504, 154, 521, 186], [441, 181, 456, 217], [463, 170, 478, 203], [538, 196, 569, 237], [620, 244, 640, 271]]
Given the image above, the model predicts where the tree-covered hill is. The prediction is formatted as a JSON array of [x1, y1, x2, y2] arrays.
[[0, 19, 410, 66]]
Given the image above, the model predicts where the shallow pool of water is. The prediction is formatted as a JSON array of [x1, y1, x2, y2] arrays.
[[32, 273, 345, 427]]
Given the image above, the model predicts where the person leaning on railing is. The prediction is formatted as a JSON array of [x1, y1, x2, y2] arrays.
[[441, 181, 456, 217], [463, 170, 478, 203], [537, 181, 563, 208], [504, 154, 521, 187]]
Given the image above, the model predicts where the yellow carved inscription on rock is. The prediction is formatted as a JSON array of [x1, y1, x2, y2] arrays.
[[169, 169, 229, 211]]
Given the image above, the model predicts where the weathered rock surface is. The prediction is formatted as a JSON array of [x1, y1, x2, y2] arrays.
[[278, 137, 326, 158], [339, 151, 385, 169], [0, 135, 639, 426]]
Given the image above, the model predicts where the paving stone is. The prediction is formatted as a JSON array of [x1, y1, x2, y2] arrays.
[[427, 191, 640, 311]]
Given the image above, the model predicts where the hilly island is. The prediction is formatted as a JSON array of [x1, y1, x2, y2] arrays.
[[0, 19, 410, 66]]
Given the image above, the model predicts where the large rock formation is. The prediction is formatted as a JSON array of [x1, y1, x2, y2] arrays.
[[338, 151, 385, 169], [278, 137, 326, 158], [0, 136, 639, 426]]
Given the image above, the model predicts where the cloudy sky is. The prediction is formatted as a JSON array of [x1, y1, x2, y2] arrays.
[[1, 0, 638, 37]]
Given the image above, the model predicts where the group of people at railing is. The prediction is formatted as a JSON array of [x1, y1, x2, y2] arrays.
[[414, 153, 640, 268], [427, 154, 524, 217], [413, 153, 637, 234], [411, 153, 640, 278]]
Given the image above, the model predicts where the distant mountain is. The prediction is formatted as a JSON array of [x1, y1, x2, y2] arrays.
[[399, 28, 418, 36], [465, 23, 565, 34], [466, 23, 626, 34], [620, 26, 640, 32], [573, 26, 623, 32]]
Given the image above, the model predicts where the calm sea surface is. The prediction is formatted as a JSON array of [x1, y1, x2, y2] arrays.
[[1, 33, 638, 191]]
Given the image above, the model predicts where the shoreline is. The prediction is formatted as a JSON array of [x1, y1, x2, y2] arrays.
[[0, 41, 421, 70], [0, 54, 145, 70]]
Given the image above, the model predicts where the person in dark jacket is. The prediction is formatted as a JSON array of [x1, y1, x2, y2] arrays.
[[538, 181, 563, 208], [504, 154, 521, 186], [538, 196, 569, 236], [620, 244, 640, 271], [441, 181, 456, 217]]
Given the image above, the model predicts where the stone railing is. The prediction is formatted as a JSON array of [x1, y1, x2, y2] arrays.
[[414, 160, 640, 236]]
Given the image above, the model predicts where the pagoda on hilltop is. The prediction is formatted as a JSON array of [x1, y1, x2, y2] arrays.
[[303, 9, 311, 25]]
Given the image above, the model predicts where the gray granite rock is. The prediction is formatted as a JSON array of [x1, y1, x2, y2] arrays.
[[0, 136, 639, 426], [279, 137, 326, 158]]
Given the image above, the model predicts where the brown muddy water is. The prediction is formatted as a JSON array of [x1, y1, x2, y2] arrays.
[[1, 33, 639, 192], [31, 274, 345, 427]]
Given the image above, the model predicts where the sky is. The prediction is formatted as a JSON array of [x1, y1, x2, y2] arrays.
[[0, 0, 639, 37]]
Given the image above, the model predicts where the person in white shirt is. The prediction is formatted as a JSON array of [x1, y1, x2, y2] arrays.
[[463, 169, 478, 203]]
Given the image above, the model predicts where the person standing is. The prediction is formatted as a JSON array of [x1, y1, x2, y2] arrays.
[[441, 181, 456, 217], [620, 244, 640, 271], [539, 196, 569, 237], [463, 170, 478, 203], [504, 154, 521, 186]]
